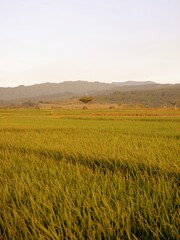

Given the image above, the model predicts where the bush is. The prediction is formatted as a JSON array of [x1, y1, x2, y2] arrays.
[[79, 96, 94, 104]]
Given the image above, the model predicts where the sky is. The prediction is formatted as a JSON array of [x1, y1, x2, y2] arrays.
[[0, 0, 180, 87]]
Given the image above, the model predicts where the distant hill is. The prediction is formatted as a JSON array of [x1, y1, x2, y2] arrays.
[[0, 80, 179, 107], [0, 80, 159, 101], [111, 81, 155, 86], [94, 84, 180, 107], [0, 81, 112, 101]]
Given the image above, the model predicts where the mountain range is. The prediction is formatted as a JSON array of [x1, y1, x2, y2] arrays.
[[0, 80, 179, 107]]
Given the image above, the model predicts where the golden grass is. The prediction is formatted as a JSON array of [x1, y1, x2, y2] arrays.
[[0, 108, 179, 239]]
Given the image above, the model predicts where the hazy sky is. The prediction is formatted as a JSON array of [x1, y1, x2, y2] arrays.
[[0, 0, 180, 87]]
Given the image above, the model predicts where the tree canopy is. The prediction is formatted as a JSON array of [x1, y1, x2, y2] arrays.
[[79, 96, 94, 104]]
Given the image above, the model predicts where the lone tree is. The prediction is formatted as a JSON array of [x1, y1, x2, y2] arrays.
[[171, 101, 178, 110], [79, 96, 94, 104]]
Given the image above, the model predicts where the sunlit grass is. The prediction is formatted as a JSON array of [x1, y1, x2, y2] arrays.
[[0, 108, 179, 239]]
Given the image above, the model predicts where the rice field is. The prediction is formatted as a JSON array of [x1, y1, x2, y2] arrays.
[[0, 108, 180, 240]]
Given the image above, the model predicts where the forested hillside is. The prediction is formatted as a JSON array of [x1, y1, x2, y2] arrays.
[[0, 81, 179, 108], [94, 86, 180, 107]]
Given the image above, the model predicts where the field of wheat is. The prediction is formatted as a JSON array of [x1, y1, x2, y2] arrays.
[[0, 108, 179, 240]]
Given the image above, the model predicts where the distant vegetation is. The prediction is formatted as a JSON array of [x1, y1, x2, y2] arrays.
[[0, 81, 179, 108], [79, 96, 94, 104], [94, 87, 180, 108]]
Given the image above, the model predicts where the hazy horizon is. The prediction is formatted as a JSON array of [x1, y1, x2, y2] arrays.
[[0, 79, 179, 89], [1, 0, 180, 87]]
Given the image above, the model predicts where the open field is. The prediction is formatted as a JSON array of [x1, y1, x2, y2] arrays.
[[0, 108, 180, 239]]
